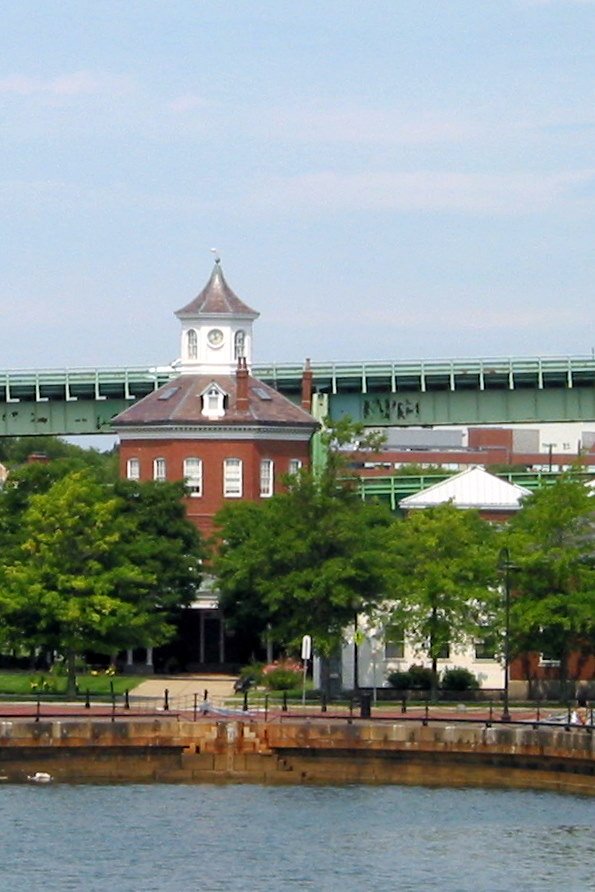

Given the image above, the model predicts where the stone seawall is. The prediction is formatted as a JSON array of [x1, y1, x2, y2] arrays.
[[0, 718, 593, 795]]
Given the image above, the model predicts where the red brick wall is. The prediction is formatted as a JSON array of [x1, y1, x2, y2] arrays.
[[119, 437, 311, 536]]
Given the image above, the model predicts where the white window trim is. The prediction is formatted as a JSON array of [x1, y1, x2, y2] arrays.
[[126, 458, 140, 481], [183, 457, 203, 497], [260, 458, 274, 498], [187, 328, 198, 360], [153, 457, 166, 481], [223, 458, 243, 498], [288, 458, 302, 475]]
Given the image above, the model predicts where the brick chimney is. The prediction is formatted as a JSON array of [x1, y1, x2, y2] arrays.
[[301, 358, 313, 412], [236, 356, 249, 412]]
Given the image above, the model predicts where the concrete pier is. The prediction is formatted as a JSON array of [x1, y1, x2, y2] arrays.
[[0, 717, 592, 795]]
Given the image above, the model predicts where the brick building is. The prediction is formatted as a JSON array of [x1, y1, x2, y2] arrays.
[[112, 261, 318, 669]]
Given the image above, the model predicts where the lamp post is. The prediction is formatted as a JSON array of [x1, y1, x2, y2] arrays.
[[499, 547, 513, 722]]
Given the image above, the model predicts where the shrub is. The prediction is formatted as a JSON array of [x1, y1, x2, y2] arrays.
[[386, 670, 411, 690], [262, 659, 302, 691], [407, 664, 433, 690], [238, 662, 264, 685], [440, 667, 479, 691]]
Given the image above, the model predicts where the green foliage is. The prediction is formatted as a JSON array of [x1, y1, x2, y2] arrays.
[[263, 667, 302, 691], [386, 670, 411, 690], [214, 460, 394, 658], [0, 470, 205, 693], [440, 667, 479, 691], [507, 474, 595, 679], [385, 502, 499, 691], [387, 664, 433, 690], [0, 436, 118, 479]]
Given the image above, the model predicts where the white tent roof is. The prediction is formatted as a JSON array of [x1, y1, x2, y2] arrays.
[[399, 466, 531, 512]]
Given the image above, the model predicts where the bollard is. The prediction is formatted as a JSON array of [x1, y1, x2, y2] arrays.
[[243, 690, 248, 712], [321, 693, 327, 713], [359, 691, 372, 719], [164, 688, 169, 712], [193, 693, 198, 722], [85, 689, 91, 709], [124, 689, 130, 710], [282, 690, 288, 712]]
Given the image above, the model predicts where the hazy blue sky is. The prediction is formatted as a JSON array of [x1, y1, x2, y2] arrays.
[[2, 0, 595, 370]]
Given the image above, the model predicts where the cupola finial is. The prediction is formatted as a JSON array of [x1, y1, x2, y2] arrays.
[[210, 247, 221, 264]]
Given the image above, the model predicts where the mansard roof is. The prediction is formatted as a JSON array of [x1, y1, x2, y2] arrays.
[[175, 261, 259, 319], [112, 373, 317, 431], [399, 466, 531, 512]]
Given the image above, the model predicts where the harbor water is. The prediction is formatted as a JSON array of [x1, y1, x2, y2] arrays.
[[0, 783, 592, 891]]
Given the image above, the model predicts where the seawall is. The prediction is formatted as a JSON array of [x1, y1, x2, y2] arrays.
[[0, 717, 593, 795]]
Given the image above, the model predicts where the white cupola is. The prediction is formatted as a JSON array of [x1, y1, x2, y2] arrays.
[[174, 260, 259, 375]]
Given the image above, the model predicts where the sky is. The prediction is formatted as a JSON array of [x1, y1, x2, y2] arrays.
[[2, 0, 595, 372]]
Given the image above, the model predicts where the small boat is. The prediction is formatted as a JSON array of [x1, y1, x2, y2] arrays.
[[27, 771, 53, 784]]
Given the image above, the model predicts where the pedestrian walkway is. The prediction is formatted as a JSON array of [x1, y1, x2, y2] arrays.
[[130, 674, 237, 704]]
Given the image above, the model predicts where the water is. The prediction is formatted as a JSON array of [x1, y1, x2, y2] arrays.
[[0, 783, 592, 892]]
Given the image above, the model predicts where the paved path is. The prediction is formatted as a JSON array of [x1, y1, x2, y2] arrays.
[[129, 674, 238, 704]]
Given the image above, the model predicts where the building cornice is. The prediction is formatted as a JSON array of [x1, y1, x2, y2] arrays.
[[117, 424, 315, 442]]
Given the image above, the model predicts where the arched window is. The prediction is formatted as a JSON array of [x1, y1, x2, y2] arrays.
[[153, 457, 166, 481], [187, 329, 198, 360], [126, 458, 140, 480], [234, 330, 246, 359], [183, 457, 203, 497]]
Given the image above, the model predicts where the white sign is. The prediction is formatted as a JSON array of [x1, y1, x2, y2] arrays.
[[301, 634, 312, 661]]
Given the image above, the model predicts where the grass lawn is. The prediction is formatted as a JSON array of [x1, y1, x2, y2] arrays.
[[0, 671, 146, 698]]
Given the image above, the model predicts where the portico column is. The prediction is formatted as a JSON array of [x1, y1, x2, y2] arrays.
[[126, 649, 134, 667], [146, 646, 153, 668]]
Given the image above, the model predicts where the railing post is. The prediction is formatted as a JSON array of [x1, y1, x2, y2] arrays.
[[85, 689, 91, 709], [203, 689, 208, 702], [164, 688, 169, 712], [348, 697, 353, 724], [243, 690, 248, 712], [193, 693, 198, 721], [489, 701, 493, 723], [264, 695, 269, 723], [124, 689, 130, 710], [321, 693, 327, 713], [35, 697, 40, 722], [282, 690, 288, 712], [111, 692, 116, 723], [423, 702, 429, 726], [401, 695, 407, 714]]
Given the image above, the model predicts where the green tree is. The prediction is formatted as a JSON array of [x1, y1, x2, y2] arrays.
[[507, 475, 595, 690], [0, 471, 157, 693], [214, 465, 394, 668], [112, 479, 205, 639], [386, 502, 498, 696]]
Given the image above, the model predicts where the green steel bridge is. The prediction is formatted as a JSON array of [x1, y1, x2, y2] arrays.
[[0, 353, 594, 436]]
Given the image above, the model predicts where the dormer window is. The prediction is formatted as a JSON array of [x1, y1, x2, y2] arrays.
[[234, 329, 246, 359], [201, 382, 227, 419], [187, 329, 198, 360]]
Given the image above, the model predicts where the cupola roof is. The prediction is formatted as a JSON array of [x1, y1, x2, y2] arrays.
[[175, 261, 259, 319]]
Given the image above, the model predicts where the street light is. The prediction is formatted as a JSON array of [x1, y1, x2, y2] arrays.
[[498, 546, 514, 722]]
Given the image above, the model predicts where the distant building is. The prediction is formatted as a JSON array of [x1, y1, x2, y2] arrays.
[[112, 261, 318, 669]]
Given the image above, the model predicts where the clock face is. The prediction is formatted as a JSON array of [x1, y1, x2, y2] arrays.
[[207, 328, 224, 347]]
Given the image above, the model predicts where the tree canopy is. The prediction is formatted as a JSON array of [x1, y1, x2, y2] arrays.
[[507, 474, 595, 680], [384, 502, 499, 691], [214, 457, 394, 659]]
